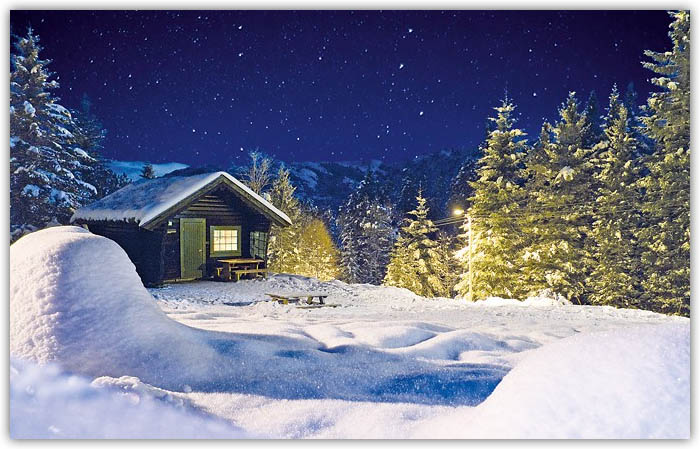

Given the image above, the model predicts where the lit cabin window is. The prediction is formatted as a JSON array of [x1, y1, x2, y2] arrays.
[[210, 226, 241, 257]]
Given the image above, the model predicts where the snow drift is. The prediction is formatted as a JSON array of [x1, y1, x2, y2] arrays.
[[413, 322, 690, 438], [9, 226, 221, 389], [10, 358, 246, 439], [10, 226, 689, 438]]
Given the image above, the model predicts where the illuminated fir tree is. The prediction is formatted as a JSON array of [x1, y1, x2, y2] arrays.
[[637, 10, 690, 315], [587, 89, 645, 308], [296, 217, 341, 281], [518, 92, 594, 303], [384, 191, 452, 297], [455, 98, 528, 300], [267, 167, 303, 273]]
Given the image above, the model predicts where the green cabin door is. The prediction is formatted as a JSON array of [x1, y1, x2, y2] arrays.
[[180, 218, 206, 279]]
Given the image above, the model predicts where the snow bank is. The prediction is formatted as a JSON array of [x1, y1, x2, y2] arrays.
[[413, 323, 689, 438], [10, 358, 246, 439], [9, 226, 220, 389]]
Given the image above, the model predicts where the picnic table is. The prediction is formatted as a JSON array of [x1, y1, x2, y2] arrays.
[[216, 258, 267, 281], [266, 291, 329, 305]]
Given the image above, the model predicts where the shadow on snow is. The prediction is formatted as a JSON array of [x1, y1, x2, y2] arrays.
[[184, 329, 508, 407]]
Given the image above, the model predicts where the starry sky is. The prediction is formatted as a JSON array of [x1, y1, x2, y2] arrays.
[[10, 10, 672, 166]]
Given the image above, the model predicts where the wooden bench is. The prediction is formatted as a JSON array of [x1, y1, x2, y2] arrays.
[[232, 268, 268, 282], [266, 292, 329, 305]]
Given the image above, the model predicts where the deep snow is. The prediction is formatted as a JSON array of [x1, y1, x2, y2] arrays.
[[9, 226, 690, 439]]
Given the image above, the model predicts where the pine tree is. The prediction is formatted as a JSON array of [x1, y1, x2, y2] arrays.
[[384, 191, 452, 297], [396, 168, 420, 217], [518, 92, 595, 303], [447, 157, 478, 218], [267, 167, 304, 274], [140, 163, 156, 179], [582, 90, 603, 148], [296, 217, 341, 281], [10, 28, 100, 240], [455, 98, 529, 300], [70, 94, 128, 197], [622, 81, 654, 155], [337, 171, 395, 284], [637, 10, 690, 316], [587, 90, 645, 308]]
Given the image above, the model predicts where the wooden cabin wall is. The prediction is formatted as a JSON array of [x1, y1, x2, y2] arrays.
[[86, 222, 165, 286], [162, 186, 272, 280]]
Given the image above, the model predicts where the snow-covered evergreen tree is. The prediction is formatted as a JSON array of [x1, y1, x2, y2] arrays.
[[70, 94, 128, 197], [587, 90, 645, 308], [267, 167, 304, 274], [384, 191, 452, 297], [447, 157, 478, 218], [455, 98, 528, 300], [582, 90, 603, 148], [296, 217, 341, 281], [518, 92, 595, 303], [396, 168, 420, 217], [637, 10, 690, 316], [621, 81, 654, 155], [10, 28, 101, 240], [337, 171, 395, 284]]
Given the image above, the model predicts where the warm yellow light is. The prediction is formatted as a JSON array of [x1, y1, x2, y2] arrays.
[[453, 208, 464, 216]]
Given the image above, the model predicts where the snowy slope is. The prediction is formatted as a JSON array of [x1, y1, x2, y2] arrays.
[[107, 160, 189, 181], [107, 146, 477, 220], [9, 226, 689, 439]]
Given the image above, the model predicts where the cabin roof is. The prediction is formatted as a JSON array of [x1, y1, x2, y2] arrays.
[[70, 171, 292, 229]]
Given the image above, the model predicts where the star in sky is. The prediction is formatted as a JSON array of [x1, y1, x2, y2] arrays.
[[11, 10, 671, 166]]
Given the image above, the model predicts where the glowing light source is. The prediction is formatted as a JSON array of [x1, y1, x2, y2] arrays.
[[453, 208, 464, 216]]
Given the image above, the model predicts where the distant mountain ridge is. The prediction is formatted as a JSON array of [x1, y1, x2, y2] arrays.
[[108, 147, 478, 221]]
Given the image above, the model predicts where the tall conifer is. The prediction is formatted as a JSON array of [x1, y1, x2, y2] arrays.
[[455, 98, 528, 300], [588, 90, 645, 308], [637, 10, 690, 315], [384, 191, 451, 297], [519, 93, 594, 303]]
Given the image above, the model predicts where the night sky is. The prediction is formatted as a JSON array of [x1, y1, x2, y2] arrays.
[[10, 10, 672, 166]]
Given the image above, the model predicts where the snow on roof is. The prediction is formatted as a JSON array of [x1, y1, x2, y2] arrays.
[[70, 171, 292, 228]]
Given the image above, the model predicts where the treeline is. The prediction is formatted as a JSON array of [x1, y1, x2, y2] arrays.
[[377, 11, 688, 316], [236, 152, 341, 281], [10, 29, 128, 241]]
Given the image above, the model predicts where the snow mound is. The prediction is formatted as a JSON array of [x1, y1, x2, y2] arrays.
[[9, 226, 219, 389], [10, 358, 246, 439], [414, 323, 690, 438]]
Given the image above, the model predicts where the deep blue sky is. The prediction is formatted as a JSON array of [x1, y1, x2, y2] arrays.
[[10, 10, 672, 166]]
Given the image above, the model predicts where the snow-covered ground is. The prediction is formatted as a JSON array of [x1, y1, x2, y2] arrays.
[[9, 227, 690, 439]]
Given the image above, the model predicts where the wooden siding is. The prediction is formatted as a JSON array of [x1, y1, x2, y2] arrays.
[[84, 185, 273, 285], [161, 186, 271, 281]]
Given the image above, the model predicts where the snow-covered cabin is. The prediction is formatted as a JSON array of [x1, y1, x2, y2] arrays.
[[71, 170, 292, 286]]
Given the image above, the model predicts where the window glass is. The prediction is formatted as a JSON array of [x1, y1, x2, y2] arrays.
[[210, 226, 241, 256], [250, 231, 268, 259]]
